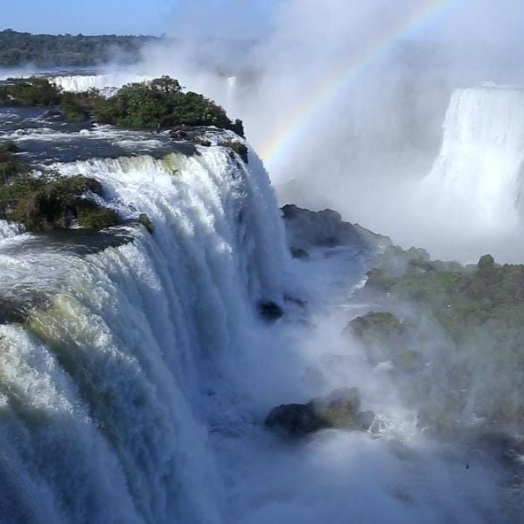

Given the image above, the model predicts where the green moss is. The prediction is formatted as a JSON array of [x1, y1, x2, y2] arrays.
[[137, 213, 154, 234], [76, 202, 120, 230], [0, 173, 119, 231], [219, 141, 249, 163], [350, 311, 403, 346], [399, 349, 423, 372]]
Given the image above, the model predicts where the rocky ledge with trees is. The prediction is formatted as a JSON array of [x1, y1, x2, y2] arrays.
[[0, 75, 245, 135]]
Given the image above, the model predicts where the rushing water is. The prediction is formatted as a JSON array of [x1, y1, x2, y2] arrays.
[[0, 95, 520, 523]]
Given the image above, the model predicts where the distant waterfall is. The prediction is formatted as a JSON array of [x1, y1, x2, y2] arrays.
[[48, 74, 155, 93], [421, 87, 524, 233]]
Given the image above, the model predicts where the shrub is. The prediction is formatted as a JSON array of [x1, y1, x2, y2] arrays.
[[0, 77, 62, 107], [93, 76, 244, 135], [0, 173, 119, 231]]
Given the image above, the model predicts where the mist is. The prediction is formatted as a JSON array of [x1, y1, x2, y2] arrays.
[[126, 0, 524, 263], [2, 2, 524, 521]]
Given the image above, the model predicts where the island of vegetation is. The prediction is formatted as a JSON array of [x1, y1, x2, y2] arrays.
[[0, 141, 120, 231], [349, 244, 524, 436], [0, 75, 244, 135]]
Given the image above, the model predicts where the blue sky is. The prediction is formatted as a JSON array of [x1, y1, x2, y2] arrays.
[[0, 0, 522, 44], [0, 0, 277, 36]]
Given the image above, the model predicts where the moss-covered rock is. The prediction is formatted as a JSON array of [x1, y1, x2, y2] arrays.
[[138, 213, 154, 233], [265, 387, 375, 437], [349, 311, 404, 347], [76, 201, 120, 230], [219, 141, 249, 164], [0, 173, 120, 231]]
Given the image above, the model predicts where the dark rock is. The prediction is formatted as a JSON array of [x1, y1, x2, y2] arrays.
[[316, 235, 339, 247], [348, 311, 403, 344], [355, 410, 376, 431], [193, 139, 211, 147], [43, 109, 64, 121], [281, 204, 301, 219], [291, 247, 309, 259], [284, 295, 308, 308], [258, 301, 283, 321], [265, 386, 375, 437], [138, 213, 154, 234], [219, 141, 249, 164], [266, 403, 325, 436], [281, 204, 385, 253], [169, 125, 188, 139]]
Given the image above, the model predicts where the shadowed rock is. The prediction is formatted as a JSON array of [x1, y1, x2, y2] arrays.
[[258, 301, 283, 321], [265, 387, 375, 437]]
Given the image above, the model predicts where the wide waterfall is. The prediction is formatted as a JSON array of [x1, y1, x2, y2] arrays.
[[0, 140, 290, 523], [0, 98, 519, 523], [421, 87, 524, 234]]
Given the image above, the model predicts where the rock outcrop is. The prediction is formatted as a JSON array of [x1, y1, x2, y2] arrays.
[[265, 387, 375, 437]]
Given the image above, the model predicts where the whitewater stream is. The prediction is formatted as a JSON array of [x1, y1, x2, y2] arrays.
[[0, 81, 521, 523]]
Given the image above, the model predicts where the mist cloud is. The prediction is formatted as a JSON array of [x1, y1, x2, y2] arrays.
[[139, 0, 524, 262]]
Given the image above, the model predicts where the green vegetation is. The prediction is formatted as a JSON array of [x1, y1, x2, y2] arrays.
[[0, 141, 26, 184], [356, 244, 524, 432], [0, 77, 62, 107], [365, 247, 524, 345], [0, 75, 244, 136], [219, 141, 249, 163], [94, 76, 244, 135], [0, 165, 120, 231], [0, 78, 102, 119], [60, 91, 93, 121], [138, 213, 154, 233], [0, 29, 153, 67]]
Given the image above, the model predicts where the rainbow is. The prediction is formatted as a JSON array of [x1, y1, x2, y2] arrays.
[[261, 0, 454, 170]]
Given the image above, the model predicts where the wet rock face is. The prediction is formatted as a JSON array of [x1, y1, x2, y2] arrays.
[[281, 204, 389, 255], [258, 301, 284, 321], [265, 387, 375, 437]]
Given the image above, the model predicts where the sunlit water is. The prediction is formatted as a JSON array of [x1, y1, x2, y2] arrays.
[[0, 87, 520, 523]]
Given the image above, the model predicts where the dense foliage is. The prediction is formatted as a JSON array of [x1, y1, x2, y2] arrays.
[[364, 246, 524, 345], [0, 76, 244, 135], [0, 141, 26, 183], [0, 77, 62, 106], [94, 76, 244, 134], [355, 245, 524, 432], [0, 172, 120, 231], [0, 144, 120, 231], [0, 29, 154, 67]]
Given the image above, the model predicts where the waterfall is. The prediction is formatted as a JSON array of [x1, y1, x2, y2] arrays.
[[0, 143, 289, 523], [0, 122, 517, 522], [48, 74, 155, 93], [421, 87, 524, 234]]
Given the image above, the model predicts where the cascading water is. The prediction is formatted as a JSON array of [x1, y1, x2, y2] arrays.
[[0, 141, 290, 523], [48, 74, 155, 93], [0, 103, 519, 523], [421, 87, 524, 235]]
